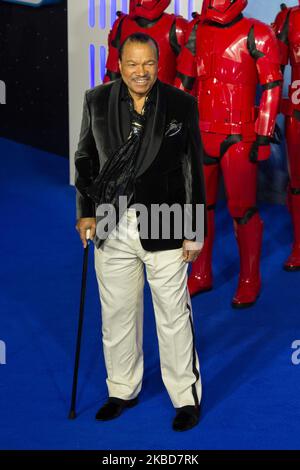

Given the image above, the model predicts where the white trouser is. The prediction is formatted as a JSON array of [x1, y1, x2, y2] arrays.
[[94, 208, 202, 408]]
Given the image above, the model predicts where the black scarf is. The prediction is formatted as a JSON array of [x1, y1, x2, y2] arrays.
[[85, 87, 152, 245]]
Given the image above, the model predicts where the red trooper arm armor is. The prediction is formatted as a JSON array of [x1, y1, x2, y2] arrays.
[[103, 13, 126, 83], [249, 20, 283, 161], [103, 0, 140, 83], [174, 0, 209, 92], [174, 17, 201, 95], [272, 4, 290, 72], [174, 15, 188, 50]]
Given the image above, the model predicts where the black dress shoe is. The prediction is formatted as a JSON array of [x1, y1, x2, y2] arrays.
[[95, 396, 139, 421], [172, 405, 200, 432]]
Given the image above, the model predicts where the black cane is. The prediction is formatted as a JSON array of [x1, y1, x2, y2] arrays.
[[68, 230, 91, 419]]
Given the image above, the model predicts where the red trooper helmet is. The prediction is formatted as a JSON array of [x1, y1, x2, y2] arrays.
[[206, 0, 248, 24], [133, 0, 171, 20]]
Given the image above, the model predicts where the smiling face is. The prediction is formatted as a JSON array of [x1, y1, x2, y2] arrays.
[[118, 40, 158, 99]]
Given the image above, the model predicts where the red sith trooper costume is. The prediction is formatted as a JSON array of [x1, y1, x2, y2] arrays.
[[103, 0, 188, 85], [273, 3, 300, 271], [175, 0, 282, 308]]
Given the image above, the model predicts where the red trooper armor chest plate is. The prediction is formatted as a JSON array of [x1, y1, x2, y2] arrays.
[[196, 17, 262, 137], [175, 12, 281, 155], [119, 14, 180, 84], [196, 18, 279, 140]]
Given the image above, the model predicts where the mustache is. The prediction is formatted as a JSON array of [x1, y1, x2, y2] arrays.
[[132, 75, 151, 79]]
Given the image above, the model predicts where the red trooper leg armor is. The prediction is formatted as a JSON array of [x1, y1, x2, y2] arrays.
[[233, 211, 263, 308], [221, 141, 263, 308], [176, 0, 282, 307], [188, 163, 219, 295], [103, 0, 188, 85], [188, 207, 215, 294], [273, 2, 300, 270]]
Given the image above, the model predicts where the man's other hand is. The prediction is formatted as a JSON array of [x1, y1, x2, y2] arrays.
[[76, 217, 96, 248], [182, 239, 204, 263]]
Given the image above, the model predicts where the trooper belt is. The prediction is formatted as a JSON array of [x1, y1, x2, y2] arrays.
[[199, 120, 256, 140]]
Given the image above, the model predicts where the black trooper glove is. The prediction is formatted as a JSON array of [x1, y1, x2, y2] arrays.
[[270, 123, 283, 145]]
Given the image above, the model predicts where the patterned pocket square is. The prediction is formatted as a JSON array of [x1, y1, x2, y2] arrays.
[[165, 119, 183, 137]]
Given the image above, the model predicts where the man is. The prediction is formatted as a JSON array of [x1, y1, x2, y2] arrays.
[[75, 33, 206, 432], [272, 3, 300, 271], [103, 0, 187, 85], [175, 0, 282, 308]]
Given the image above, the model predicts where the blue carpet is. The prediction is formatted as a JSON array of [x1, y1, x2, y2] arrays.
[[0, 137, 299, 450]]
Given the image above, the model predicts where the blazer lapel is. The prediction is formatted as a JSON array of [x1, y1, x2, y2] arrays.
[[108, 79, 123, 154], [136, 80, 167, 177]]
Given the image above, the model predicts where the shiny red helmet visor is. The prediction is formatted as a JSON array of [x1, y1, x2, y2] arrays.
[[135, 0, 170, 11], [209, 0, 237, 12], [206, 0, 247, 23], [133, 0, 171, 19]]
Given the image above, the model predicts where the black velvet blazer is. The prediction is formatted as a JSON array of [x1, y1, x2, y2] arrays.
[[75, 78, 206, 251]]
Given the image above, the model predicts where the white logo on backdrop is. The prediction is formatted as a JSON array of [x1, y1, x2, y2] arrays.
[[0, 80, 6, 105]]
